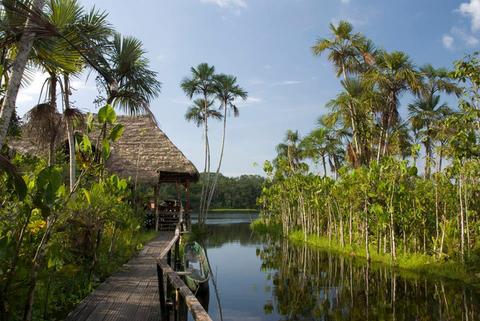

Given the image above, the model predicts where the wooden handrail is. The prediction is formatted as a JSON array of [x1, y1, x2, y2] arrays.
[[156, 222, 213, 321]]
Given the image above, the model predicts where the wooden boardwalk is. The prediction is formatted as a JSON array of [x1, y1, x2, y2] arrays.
[[65, 232, 174, 321]]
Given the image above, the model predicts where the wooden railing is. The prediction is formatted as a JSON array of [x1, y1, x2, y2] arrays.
[[156, 224, 213, 321]]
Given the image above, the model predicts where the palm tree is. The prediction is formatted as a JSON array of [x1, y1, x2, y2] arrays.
[[313, 22, 376, 165], [95, 33, 161, 116], [276, 130, 304, 173], [0, 0, 47, 146], [185, 98, 222, 126], [301, 128, 329, 176], [366, 50, 422, 159], [181, 63, 216, 223], [204, 74, 247, 212], [408, 94, 452, 178], [312, 20, 365, 79]]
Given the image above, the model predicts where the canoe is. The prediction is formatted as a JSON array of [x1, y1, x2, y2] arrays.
[[183, 242, 210, 295]]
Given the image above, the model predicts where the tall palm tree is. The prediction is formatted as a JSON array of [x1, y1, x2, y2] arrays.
[[313, 22, 376, 165], [96, 32, 161, 116], [204, 74, 247, 212], [312, 20, 365, 79], [181, 63, 216, 223], [184, 98, 222, 126], [325, 77, 374, 166], [301, 127, 329, 176], [276, 130, 304, 173], [366, 50, 422, 159], [0, 0, 47, 147], [408, 94, 452, 178]]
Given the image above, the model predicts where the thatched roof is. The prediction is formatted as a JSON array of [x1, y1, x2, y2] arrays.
[[108, 116, 199, 184], [8, 115, 199, 185]]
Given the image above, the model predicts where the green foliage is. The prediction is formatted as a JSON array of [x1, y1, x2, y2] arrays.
[[0, 106, 156, 321], [258, 23, 480, 283], [159, 173, 264, 210]]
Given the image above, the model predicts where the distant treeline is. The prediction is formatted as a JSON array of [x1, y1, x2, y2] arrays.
[[159, 174, 264, 210]]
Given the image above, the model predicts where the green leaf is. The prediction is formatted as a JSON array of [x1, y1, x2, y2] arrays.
[[36, 166, 64, 205], [98, 104, 116, 124], [86, 113, 94, 132], [102, 139, 111, 160], [82, 188, 91, 205], [0, 155, 27, 200], [81, 135, 92, 154], [109, 124, 124, 142]]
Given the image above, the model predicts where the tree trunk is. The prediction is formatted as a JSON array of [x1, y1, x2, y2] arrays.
[[0, 0, 46, 146], [206, 100, 228, 213], [48, 75, 57, 166], [364, 196, 370, 262], [63, 75, 76, 192], [459, 176, 465, 262]]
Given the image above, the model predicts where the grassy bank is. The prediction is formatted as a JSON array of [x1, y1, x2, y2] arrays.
[[251, 220, 480, 288]]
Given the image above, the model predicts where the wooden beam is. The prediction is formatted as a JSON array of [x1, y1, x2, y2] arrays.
[[154, 184, 159, 232]]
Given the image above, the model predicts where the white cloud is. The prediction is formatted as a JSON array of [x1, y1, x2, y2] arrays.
[[340, 0, 350, 4], [200, 0, 247, 9], [442, 34, 455, 50], [452, 27, 479, 46], [236, 96, 262, 107], [272, 80, 302, 86], [459, 0, 480, 31], [442, 27, 480, 51]]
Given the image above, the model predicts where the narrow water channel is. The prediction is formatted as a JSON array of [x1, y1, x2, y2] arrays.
[[190, 213, 480, 321]]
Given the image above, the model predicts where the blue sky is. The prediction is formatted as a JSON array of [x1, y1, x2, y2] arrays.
[[16, 0, 480, 176]]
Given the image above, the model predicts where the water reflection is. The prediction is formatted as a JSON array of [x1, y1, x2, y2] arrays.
[[258, 237, 480, 321], [192, 222, 479, 321]]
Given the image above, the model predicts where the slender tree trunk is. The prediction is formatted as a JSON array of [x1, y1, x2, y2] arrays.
[[206, 100, 228, 213], [322, 155, 327, 177], [0, 0, 46, 146], [48, 75, 57, 166], [63, 75, 76, 192], [459, 176, 465, 262], [364, 195, 370, 262]]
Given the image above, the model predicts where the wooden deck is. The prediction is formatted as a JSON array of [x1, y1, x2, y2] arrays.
[[65, 232, 174, 321]]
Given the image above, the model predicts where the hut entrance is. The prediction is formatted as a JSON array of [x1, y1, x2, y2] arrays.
[[151, 172, 194, 232]]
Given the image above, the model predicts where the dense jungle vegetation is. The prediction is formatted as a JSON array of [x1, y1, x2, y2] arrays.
[[256, 21, 480, 277], [159, 173, 264, 210], [0, 1, 163, 320]]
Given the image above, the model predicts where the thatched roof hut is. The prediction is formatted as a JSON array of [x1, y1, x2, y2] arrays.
[[108, 116, 199, 185], [8, 115, 199, 185]]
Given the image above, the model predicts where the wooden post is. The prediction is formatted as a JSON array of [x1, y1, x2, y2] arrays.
[[185, 181, 191, 212], [176, 181, 181, 203], [157, 264, 167, 320], [174, 238, 180, 270], [154, 184, 159, 232]]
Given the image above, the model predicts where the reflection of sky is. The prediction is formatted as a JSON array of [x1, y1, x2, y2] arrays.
[[206, 243, 278, 321], [188, 221, 278, 321]]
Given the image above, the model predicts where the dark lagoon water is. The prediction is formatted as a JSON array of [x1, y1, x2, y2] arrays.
[[189, 213, 480, 321]]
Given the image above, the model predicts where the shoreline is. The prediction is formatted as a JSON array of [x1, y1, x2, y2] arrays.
[[250, 220, 480, 289], [209, 208, 259, 213]]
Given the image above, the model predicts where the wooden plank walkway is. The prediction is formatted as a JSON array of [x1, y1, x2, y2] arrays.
[[65, 232, 174, 321]]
